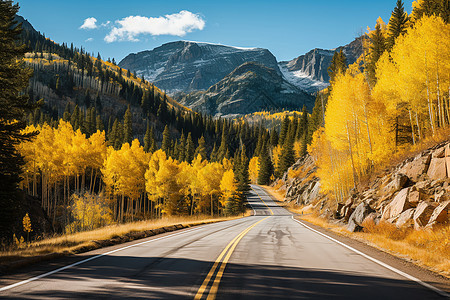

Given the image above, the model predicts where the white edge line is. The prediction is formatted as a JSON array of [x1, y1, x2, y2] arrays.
[[292, 216, 450, 298], [0, 224, 214, 292]]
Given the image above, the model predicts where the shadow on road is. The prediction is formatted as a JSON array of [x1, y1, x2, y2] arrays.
[[2, 255, 442, 299]]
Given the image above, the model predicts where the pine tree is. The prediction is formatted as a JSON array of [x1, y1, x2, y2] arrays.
[[210, 143, 218, 162], [115, 121, 124, 149], [368, 18, 386, 83], [269, 129, 279, 147], [178, 133, 186, 161], [143, 123, 153, 153], [194, 136, 207, 161], [217, 125, 228, 161], [258, 142, 274, 185], [279, 116, 290, 146], [387, 0, 409, 51], [161, 125, 171, 154], [308, 96, 324, 142], [236, 145, 251, 193], [277, 135, 295, 178], [96, 115, 104, 131], [108, 119, 119, 147], [327, 49, 347, 84], [63, 102, 71, 121], [123, 106, 132, 144], [254, 132, 264, 156], [0, 0, 35, 238], [185, 132, 195, 163]]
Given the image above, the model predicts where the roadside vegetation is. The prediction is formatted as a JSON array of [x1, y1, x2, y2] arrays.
[[0, 214, 244, 270]]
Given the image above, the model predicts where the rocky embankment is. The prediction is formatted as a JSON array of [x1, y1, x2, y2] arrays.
[[279, 142, 450, 232]]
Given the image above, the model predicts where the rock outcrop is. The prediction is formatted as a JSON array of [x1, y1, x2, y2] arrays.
[[279, 141, 450, 232]]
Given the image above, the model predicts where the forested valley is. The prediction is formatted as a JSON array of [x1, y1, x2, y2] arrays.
[[1, 0, 449, 251]]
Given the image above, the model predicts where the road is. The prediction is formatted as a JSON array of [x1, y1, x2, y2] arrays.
[[0, 185, 448, 299]]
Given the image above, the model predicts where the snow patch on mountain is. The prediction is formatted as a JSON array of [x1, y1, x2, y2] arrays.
[[279, 62, 329, 94]]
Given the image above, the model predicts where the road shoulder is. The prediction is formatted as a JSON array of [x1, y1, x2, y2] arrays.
[[258, 185, 450, 295]]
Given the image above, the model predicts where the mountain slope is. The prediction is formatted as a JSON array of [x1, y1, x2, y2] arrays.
[[179, 62, 314, 117], [118, 41, 280, 94], [279, 37, 365, 93]]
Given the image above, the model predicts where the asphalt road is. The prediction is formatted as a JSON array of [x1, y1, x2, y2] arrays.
[[0, 185, 448, 299]]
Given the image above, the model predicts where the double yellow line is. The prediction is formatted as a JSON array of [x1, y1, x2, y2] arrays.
[[194, 216, 269, 300], [251, 187, 274, 215]]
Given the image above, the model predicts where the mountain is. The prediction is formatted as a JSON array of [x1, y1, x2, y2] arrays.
[[178, 62, 314, 117], [118, 41, 280, 94], [16, 15, 221, 149], [279, 37, 365, 93]]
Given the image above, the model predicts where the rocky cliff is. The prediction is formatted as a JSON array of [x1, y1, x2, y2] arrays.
[[279, 37, 365, 93], [118, 41, 280, 94], [178, 62, 314, 117], [280, 141, 450, 232]]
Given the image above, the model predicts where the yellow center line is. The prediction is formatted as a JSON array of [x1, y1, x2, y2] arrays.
[[251, 187, 274, 215], [194, 216, 270, 300]]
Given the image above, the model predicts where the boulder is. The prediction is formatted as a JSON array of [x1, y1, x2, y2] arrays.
[[427, 157, 447, 181], [347, 202, 374, 232], [381, 188, 412, 220], [432, 146, 446, 158], [413, 201, 436, 229], [399, 154, 431, 182], [407, 190, 425, 206], [446, 144, 450, 179], [395, 208, 415, 228], [394, 173, 409, 190], [342, 206, 354, 222], [347, 218, 363, 232], [427, 201, 450, 225]]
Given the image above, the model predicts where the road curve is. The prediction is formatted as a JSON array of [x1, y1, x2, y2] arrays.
[[0, 185, 448, 299]]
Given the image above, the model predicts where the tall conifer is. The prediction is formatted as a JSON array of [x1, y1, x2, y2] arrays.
[[387, 0, 409, 50], [0, 0, 35, 237]]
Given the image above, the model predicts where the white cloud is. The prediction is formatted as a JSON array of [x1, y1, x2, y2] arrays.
[[104, 10, 205, 43], [85, 37, 94, 42], [80, 17, 98, 30], [101, 21, 111, 27]]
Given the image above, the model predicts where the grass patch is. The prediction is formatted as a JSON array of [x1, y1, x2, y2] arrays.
[[0, 215, 241, 268]]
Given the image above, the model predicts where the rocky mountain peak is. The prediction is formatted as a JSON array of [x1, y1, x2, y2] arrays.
[[118, 41, 280, 94], [178, 61, 314, 117]]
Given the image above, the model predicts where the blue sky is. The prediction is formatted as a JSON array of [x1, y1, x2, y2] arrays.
[[17, 0, 414, 62]]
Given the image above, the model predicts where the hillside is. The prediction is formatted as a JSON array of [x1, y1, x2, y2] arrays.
[[178, 62, 314, 117], [15, 15, 219, 148]]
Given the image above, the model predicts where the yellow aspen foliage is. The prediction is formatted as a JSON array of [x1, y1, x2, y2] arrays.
[[272, 145, 282, 171], [312, 15, 450, 202], [68, 192, 113, 232], [220, 169, 238, 208], [248, 156, 259, 184], [23, 213, 32, 242], [197, 162, 224, 215]]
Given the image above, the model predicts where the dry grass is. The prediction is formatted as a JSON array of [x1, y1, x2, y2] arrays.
[[358, 219, 450, 277], [285, 204, 450, 278], [0, 215, 240, 264], [262, 185, 285, 202]]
